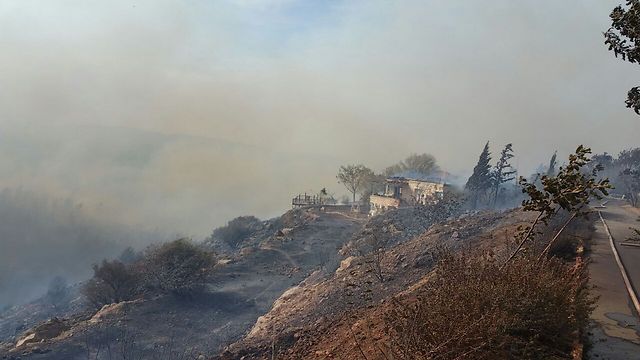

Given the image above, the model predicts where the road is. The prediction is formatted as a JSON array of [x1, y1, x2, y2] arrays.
[[589, 199, 640, 359]]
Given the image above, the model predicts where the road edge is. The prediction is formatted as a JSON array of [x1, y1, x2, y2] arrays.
[[598, 210, 640, 317]]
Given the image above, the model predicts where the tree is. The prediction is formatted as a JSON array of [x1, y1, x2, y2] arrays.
[[605, 1, 640, 114], [619, 168, 640, 206], [547, 151, 557, 177], [504, 146, 611, 266], [383, 153, 439, 177], [465, 142, 493, 209], [491, 143, 516, 207], [82, 260, 138, 309], [337, 165, 374, 203]]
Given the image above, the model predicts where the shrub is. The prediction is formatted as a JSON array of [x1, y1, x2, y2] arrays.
[[386, 253, 593, 359], [210, 216, 262, 250], [140, 238, 215, 296], [82, 260, 138, 309]]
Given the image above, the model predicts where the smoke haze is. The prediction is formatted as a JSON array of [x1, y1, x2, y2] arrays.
[[0, 0, 638, 305]]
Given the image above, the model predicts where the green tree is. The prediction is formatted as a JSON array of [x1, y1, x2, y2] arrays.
[[383, 153, 439, 177], [504, 146, 611, 266], [465, 142, 493, 209], [605, 0, 640, 114], [337, 164, 375, 203], [491, 143, 516, 207]]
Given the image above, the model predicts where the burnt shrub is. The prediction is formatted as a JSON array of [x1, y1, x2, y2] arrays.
[[140, 238, 215, 297], [386, 253, 593, 359], [210, 216, 262, 250], [82, 260, 139, 309]]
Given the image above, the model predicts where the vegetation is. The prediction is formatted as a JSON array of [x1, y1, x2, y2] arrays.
[[337, 164, 376, 203], [387, 253, 593, 360], [491, 143, 516, 207], [505, 146, 610, 265], [83, 239, 216, 308], [465, 142, 493, 209], [210, 216, 262, 250], [383, 153, 440, 177], [140, 238, 215, 296], [83, 260, 139, 309], [546, 151, 557, 177], [605, 0, 640, 114]]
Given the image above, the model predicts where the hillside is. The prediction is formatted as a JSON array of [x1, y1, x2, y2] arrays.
[[216, 209, 534, 359], [0, 207, 365, 359]]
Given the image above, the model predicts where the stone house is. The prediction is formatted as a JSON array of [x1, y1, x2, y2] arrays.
[[369, 176, 446, 216]]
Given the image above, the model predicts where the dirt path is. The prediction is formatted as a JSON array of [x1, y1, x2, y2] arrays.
[[588, 200, 640, 359]]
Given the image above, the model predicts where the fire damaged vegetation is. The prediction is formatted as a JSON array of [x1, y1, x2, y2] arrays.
[[82, 239, 216, 309], [386, 253, 593, 360], [382, 147, 602, 359], [208, 216, 264, 251]]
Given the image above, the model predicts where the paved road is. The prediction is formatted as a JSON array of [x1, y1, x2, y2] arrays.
[[589, 199, 640, 359]]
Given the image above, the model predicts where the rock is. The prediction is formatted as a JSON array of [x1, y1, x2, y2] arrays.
[[15, 318, 69, 348], [336, 256, 356, 273]]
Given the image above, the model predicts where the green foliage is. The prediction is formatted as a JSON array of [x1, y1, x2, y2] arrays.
[[337, 164, 375, 203], [465, 141, 493, 208], [384, 153, 440, 177], [605, 0, 640, 114], [491, 143, 516, 207], [519, 146, 610, 224]]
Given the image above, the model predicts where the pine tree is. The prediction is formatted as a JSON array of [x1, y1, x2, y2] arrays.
[[465, 141, 493, 208], [491, 143, 516, 207]]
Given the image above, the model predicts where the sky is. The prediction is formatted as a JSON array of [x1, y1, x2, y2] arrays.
[[0, 0, 638, 236]]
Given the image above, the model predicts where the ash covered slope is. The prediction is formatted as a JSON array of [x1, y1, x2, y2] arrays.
[[0, 207, 364, 359], [216, 209, 534, 360]]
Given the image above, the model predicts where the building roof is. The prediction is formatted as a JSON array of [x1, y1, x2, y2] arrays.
[[386, 170, 446, 184]]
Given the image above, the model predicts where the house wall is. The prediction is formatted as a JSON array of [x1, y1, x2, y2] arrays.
[[369, 195, 401, 216]]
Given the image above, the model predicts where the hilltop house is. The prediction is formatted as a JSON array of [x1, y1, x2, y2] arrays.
[[369, 174, 446, 216]]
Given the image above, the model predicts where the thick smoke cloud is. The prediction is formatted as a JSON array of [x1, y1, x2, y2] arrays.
[[0, 1, 639, 304]]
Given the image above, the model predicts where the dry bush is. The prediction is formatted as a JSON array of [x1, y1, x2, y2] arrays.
[[140, 238, 215, 297], [386, 253, 593, 360], [82, 260, 139, 309], [210, 216, 262, 250]]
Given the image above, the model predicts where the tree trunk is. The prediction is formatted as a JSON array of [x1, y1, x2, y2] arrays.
[[501, 211, 543, 269]]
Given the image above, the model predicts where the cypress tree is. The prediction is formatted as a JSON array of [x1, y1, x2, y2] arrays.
[[465, 141, 493, 208]]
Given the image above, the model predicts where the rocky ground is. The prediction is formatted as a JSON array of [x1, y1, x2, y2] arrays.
[[216, 209, 534, 359], [0, 207, 365, 359], [1, 205, 535, 360]]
